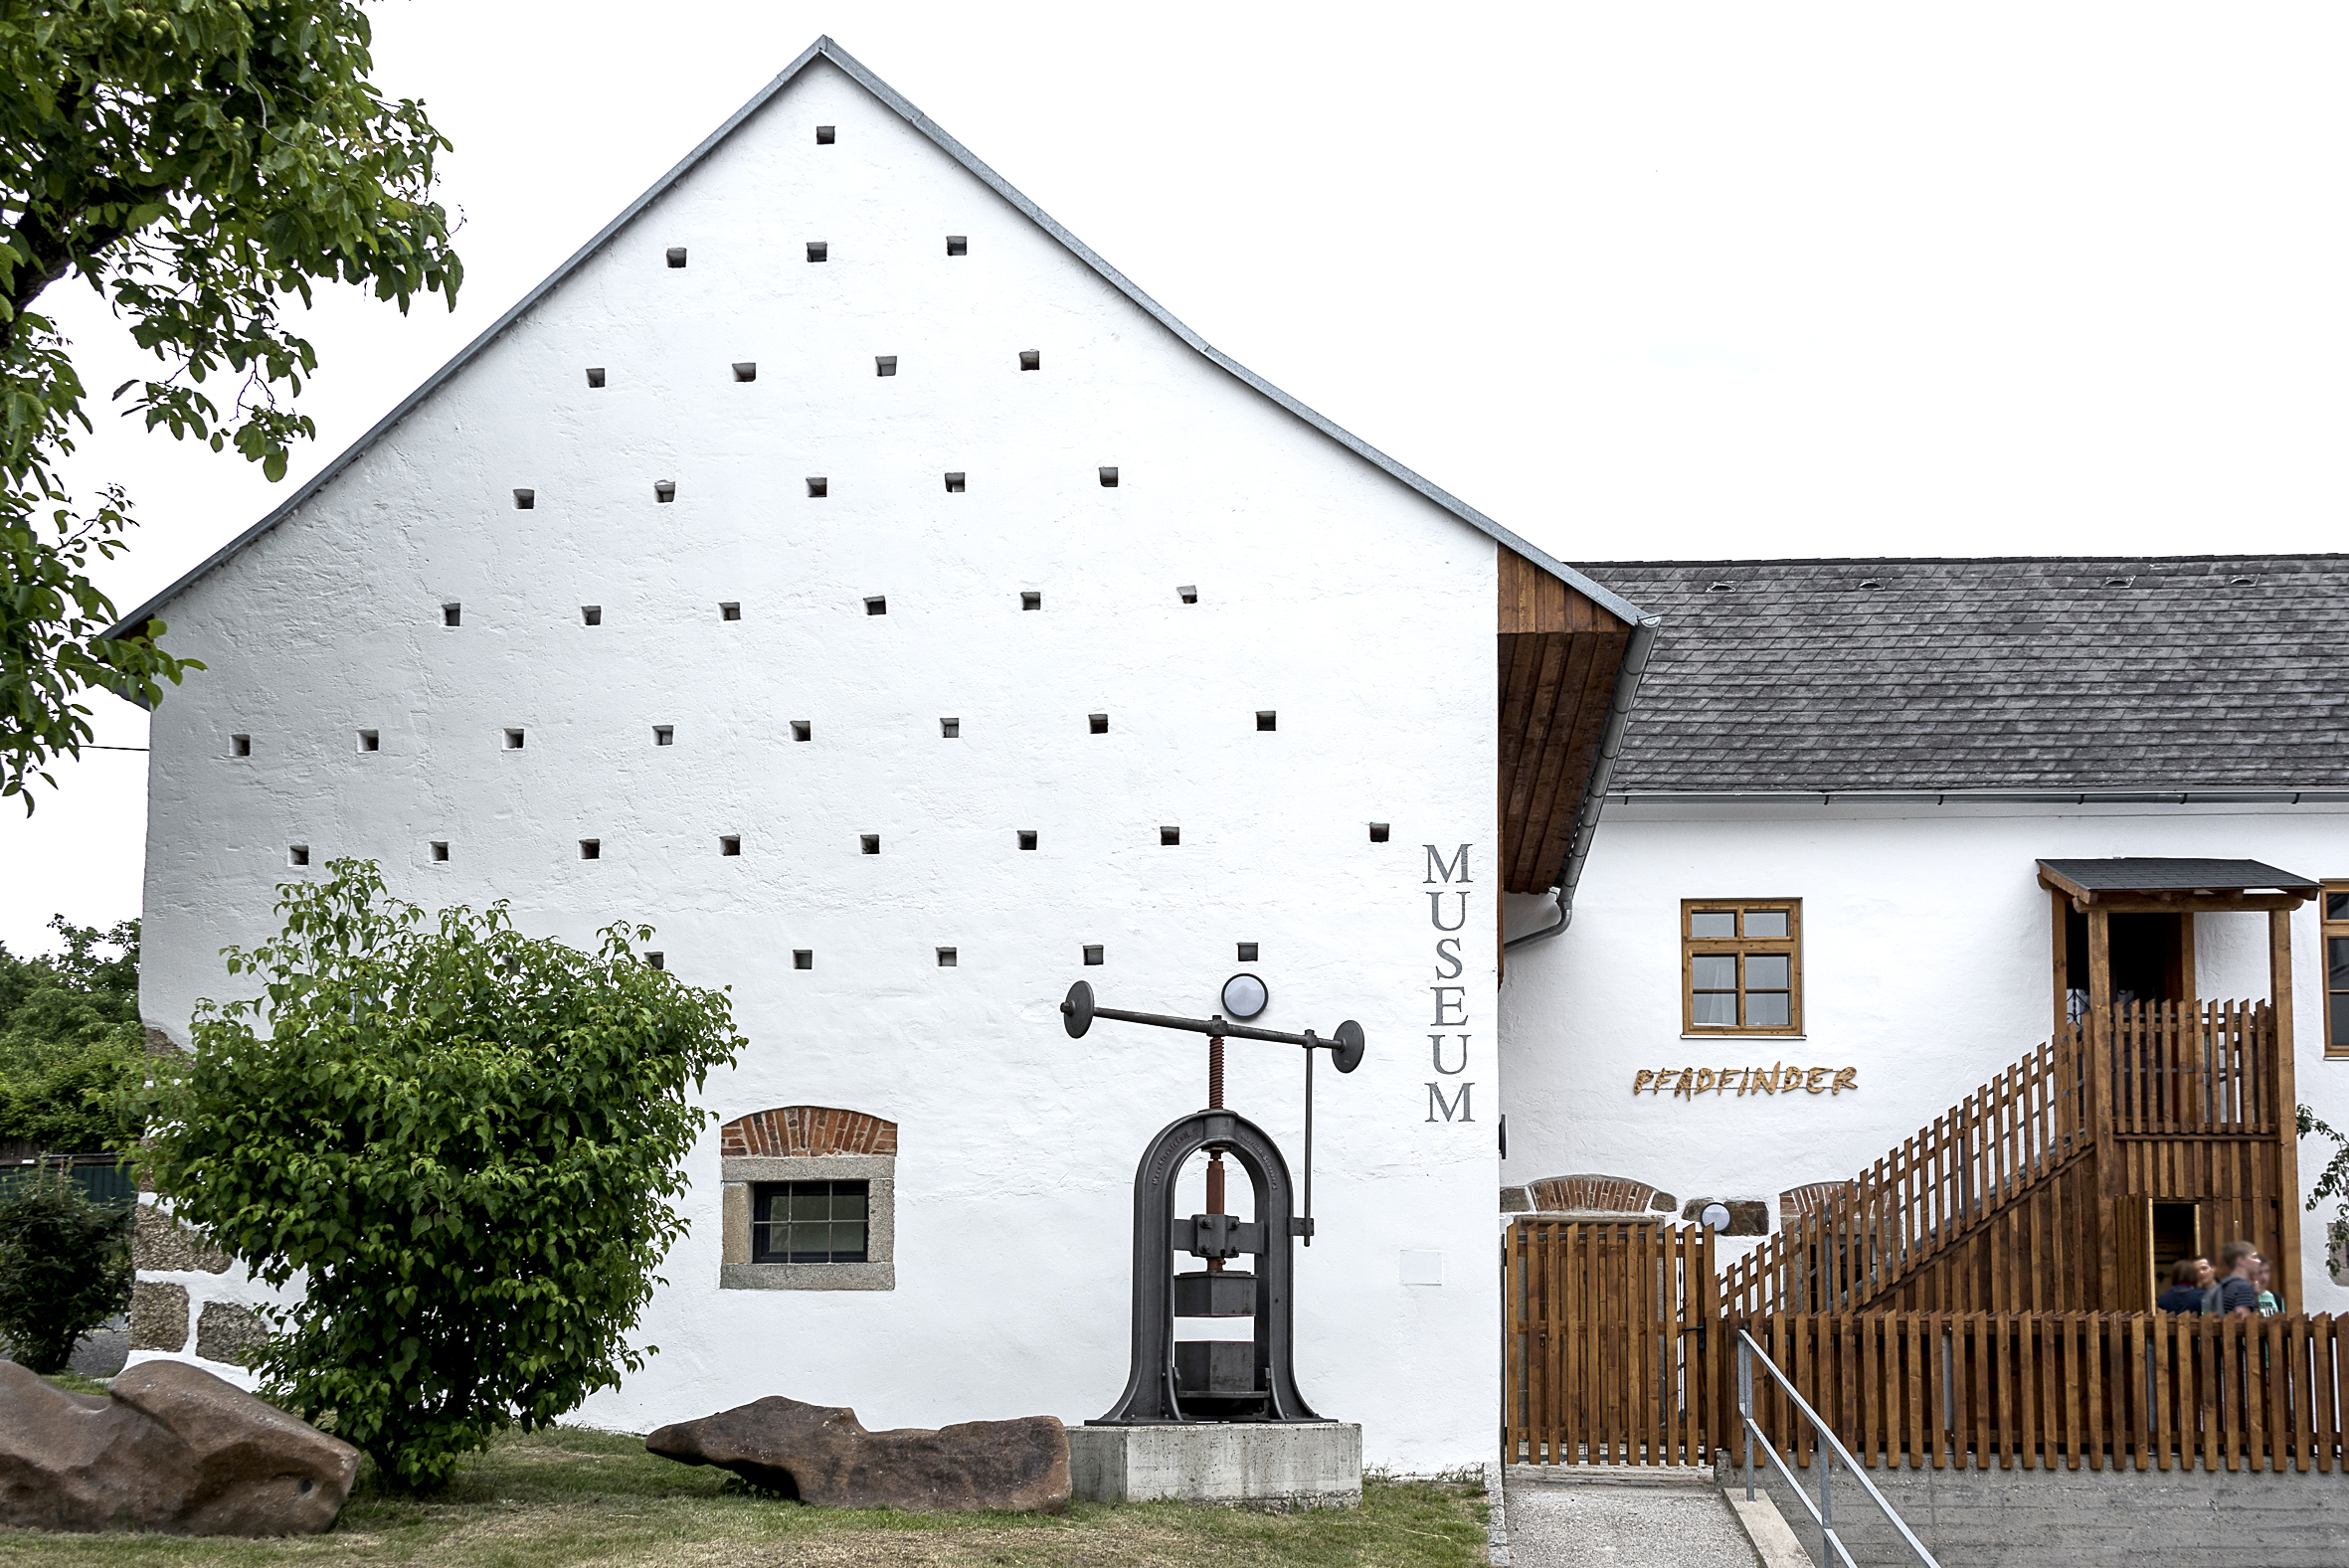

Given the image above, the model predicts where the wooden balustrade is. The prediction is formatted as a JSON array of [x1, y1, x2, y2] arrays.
[[1733, 1310, 2349, 1475], [1720, 1002, 2278, 1319]]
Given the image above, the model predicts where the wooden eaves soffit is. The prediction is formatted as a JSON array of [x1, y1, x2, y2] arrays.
[[1499, 547, 1636, 896]]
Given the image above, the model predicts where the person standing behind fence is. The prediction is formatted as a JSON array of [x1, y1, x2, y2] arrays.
[[2157, 1258, 2207, 1313], [2217, 1240, 2261, 1318], [2255, 1254, 2282, 1316]]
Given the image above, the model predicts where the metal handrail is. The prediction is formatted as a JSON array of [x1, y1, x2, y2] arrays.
[[1737, 1328, 1941, 1568]]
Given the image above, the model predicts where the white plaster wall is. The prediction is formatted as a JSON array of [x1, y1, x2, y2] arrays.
[[1499, 799, 2349, 1309], [130, 58, 1503, 1469]]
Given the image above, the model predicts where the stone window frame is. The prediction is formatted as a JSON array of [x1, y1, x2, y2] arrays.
[[720, 1153, 895, 1291]]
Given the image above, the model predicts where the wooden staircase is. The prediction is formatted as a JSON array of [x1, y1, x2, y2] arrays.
[[1721, 1000, 2285, 1317]]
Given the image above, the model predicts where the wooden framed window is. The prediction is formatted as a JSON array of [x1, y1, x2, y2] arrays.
[[2325, 883, 2349, 1059], [1682, 900, 1802, 1035]]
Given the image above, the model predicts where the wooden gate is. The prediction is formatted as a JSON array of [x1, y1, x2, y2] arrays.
[[1504, 1218, 1717, 1465]]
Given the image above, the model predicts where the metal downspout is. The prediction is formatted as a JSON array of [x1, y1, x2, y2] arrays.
[[1503, 614, 1663, 952]]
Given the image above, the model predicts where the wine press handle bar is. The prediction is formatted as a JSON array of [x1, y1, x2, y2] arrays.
[[1060, 981, 1364, 1072]]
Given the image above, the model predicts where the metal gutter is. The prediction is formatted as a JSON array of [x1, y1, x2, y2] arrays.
[[1606, 787, 2349, 806], [1504, 613, 1663, 951], [101, 34, 1647, 656]]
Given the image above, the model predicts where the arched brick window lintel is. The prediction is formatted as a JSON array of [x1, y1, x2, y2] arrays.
[[719, 1105, 897, 1159]]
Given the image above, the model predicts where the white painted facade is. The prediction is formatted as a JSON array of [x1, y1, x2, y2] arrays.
[[122, 48, 1520, 1469], [1500, 799, 2349, 1307]]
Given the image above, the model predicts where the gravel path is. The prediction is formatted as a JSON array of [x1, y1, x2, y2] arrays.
[[1503, 1466, 1761, 1568]]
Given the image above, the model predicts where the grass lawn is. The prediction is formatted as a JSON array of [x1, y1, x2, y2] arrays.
[[0, 1415, 1490, 1568]]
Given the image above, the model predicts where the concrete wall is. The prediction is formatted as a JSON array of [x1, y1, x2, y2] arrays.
[[1731, 1451, 2349, 1568], [1500, 798, 2349, 1307], [128, 56, 1506, 1467]]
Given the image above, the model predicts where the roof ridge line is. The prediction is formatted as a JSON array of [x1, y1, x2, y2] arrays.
[[102, 35, 1649, 645]]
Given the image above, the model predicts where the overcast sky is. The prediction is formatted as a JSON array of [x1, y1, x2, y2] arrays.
[[7, 2, 2346, 954]]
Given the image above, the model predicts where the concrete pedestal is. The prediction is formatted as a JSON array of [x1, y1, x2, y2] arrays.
[[1066, 1422, 1362, 1509]]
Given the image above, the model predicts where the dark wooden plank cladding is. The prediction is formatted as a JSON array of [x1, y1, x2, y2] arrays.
[[1497, 547, 1632, 895]]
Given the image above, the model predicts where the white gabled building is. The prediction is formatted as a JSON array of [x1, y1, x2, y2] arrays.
[[112, 38, 1647, 1468]]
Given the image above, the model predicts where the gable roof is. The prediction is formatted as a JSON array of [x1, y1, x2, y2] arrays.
[[104, 35, 1646, 646], [1574, 554, 2349, 797]]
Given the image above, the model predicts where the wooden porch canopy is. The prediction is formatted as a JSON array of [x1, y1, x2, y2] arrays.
[[1499, 547, 1638, 895], [2037, 857, 2320, 914]]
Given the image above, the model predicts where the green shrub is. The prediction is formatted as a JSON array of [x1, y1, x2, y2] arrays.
[[133, 860, 745, 1490], [0, 1170, 132, 1371], [0, 917, 145, 1153]]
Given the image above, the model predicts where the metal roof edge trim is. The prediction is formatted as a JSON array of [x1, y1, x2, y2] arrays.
[[102, 34, 1647, 651], [1607, 788, 2349, 806]]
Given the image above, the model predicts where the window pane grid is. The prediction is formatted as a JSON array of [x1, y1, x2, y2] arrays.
[[752, 1179, 870, 1264], [1683, 900, 1801, 1035]]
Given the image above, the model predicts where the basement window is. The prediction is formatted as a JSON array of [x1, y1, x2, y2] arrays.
[[751, 1179, 867, 1264], [946, 235, 967, 256], [1683, 901, 1802, 1035], [666, 248, 687, 267]]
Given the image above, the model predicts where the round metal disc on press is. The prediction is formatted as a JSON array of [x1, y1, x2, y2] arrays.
[[1219, 971, 1269, 1020], [1332, 1019, 1365, 1073], [1061, 979, 1096, 1038]]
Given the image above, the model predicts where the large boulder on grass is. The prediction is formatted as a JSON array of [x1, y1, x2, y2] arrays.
[[646, 1395, 1070, 1511], [0, 1358, 357, 1535]]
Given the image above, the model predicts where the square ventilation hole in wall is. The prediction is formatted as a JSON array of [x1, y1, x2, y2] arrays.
[[937, 948, 958, 967], [733, 362, 757, 383], [513, 488, 535, 510], [1256, 711, 1277, 731], [653, 726, 673, 747], [1083, 945, 1105, 966], [875, 355, 898, 377], [586, 367, 606, 388], [666, 248, 687, 267], [944, 472, 966, 493], [864, 596, 887, 615], [1020, 591, 1041, 610], [582, 606, 603, 626], [1236, 942, 1259, 962], [794, 950, 813, 969], [814, 125, 834, 144], [357, 730, 380, 753], [807, 241, 828, 262], [947, 235, 967, 256], [1017, 829, 1037, 851], [1368, 822, 1390, 843], [1161, 826, 1180, 847], [645, 952, 663, 970], [431, 841, 449, 863], [580, 839, 601, 860], [807, 476, 828, 498], [719, 835, 741, 857], [443, 603, 461, 626], [654, 480, 676, 504], [792, 721, 812, 742], [230, 734, 251, 758], [1177, 585, 1197, 605], [1019, 350, 1040, 371], [940, 718, 960, 738], [861, 834, 881, 855], [287, 844, 309, 867], [720, 602, 741, 621], [1098, 466, 1119, 487], [1089, 713, 1109, 735], [503, 728, 525, 750]]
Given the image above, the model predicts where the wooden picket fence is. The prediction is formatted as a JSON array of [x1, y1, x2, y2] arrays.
[[1735, 1311, 2349, 1474], [1505, 1218, 1716, 1465]]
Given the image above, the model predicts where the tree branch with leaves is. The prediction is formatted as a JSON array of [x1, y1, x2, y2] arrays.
[[1, 0, 462, 805]]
